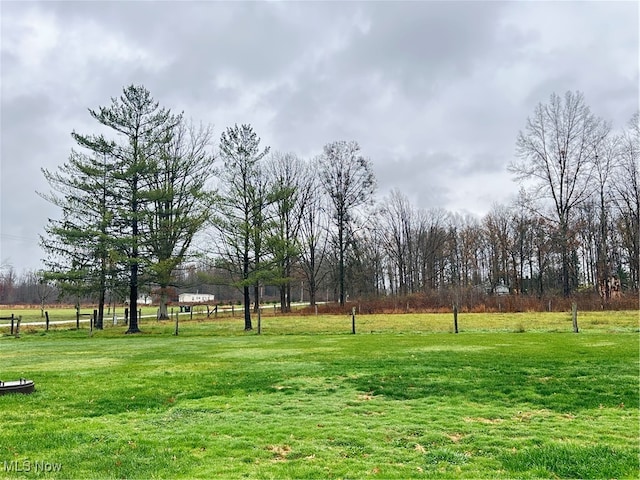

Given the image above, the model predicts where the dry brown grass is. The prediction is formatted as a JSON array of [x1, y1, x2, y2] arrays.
[[298, 291, 638, 316]]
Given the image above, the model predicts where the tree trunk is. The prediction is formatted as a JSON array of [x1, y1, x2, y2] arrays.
[[158, 287, 170, 320], [338, 213, 345, 306], [253, 283, 260, 314], [126, 188, 141, 334], [97, 288, 105, 330], [537, 247, 544, 296], [284, 257, 292, 312], [126, 261, 141, 333], [308, 245, 317, 306], [243, 285, 252, 330], [309, 290, 316, 307], [96, 255, 106, 329], [561, 244, 570, 297], [242, 227, 252, 330], [279, 285, 286, 313]]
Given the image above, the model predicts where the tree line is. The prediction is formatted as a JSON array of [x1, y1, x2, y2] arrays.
[[4, 86, 636, 332]]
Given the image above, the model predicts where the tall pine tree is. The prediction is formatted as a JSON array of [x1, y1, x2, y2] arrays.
[[212, 124, 270, 330], [42, 85, 181, 333], [145, 120, 216, 319], [40, 150, 115, 328]]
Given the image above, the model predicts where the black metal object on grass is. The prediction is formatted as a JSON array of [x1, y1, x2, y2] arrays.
[[0, 378, 35, 395]]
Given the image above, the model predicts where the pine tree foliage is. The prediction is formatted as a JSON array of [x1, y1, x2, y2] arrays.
[[265, 152, 314, 311], [213, 124, 270, 330], [40, 85, 216, 332], [38, 87, 639, 329], [40, 150, 115, 327], [145, 119, 216, 319]]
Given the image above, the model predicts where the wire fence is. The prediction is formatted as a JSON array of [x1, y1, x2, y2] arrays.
[[1, 302, 638, 336]]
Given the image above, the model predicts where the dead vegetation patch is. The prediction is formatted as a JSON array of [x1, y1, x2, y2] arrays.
[[267, 444, 292, 461]]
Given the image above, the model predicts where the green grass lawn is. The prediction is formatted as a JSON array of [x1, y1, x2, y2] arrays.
[[2, 307, 638, 334], [0, 314, 638, 479]]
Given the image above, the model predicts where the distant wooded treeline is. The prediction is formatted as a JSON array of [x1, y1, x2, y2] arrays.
[[1, 88, 637, 326]]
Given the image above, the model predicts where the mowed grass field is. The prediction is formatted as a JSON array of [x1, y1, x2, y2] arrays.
[[0, 311, 638, 479], [1, 306, 638, 334]]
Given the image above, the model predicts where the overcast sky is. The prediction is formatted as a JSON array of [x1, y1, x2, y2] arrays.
[[1, 0, 638, 274]]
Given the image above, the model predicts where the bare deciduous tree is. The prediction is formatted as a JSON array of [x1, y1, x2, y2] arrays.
[[379, 190, 415, 296], [612, 112, 640, 290], [318, 141, 376, 306], [483, 204, 513, 293], [510, 91, 609, 296], [298, 164, 330, 307], [265, 152, 314, 312], [415, 208, 449, 291]]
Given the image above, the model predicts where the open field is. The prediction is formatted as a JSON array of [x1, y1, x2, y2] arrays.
[[0, 313, 638, 479], [0, 304, 307, 329], [1, 306, 638, 334], [0, 306, 202, 325]]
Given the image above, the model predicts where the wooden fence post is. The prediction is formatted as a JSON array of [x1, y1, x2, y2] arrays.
[[453, 304, 459, 334], [572, 302, 579, 333], [15, 316, 21, 338], [10, 313, 14, 335], [351, 307, 356, 334], [45, 311, 50, 331]]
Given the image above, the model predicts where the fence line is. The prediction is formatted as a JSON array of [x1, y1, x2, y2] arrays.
[[1, 301, 634, 336]]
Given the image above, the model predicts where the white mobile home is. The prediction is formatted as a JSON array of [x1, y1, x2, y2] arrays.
[[178, 293, 216, 304], [136, 295, 153, 305]]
